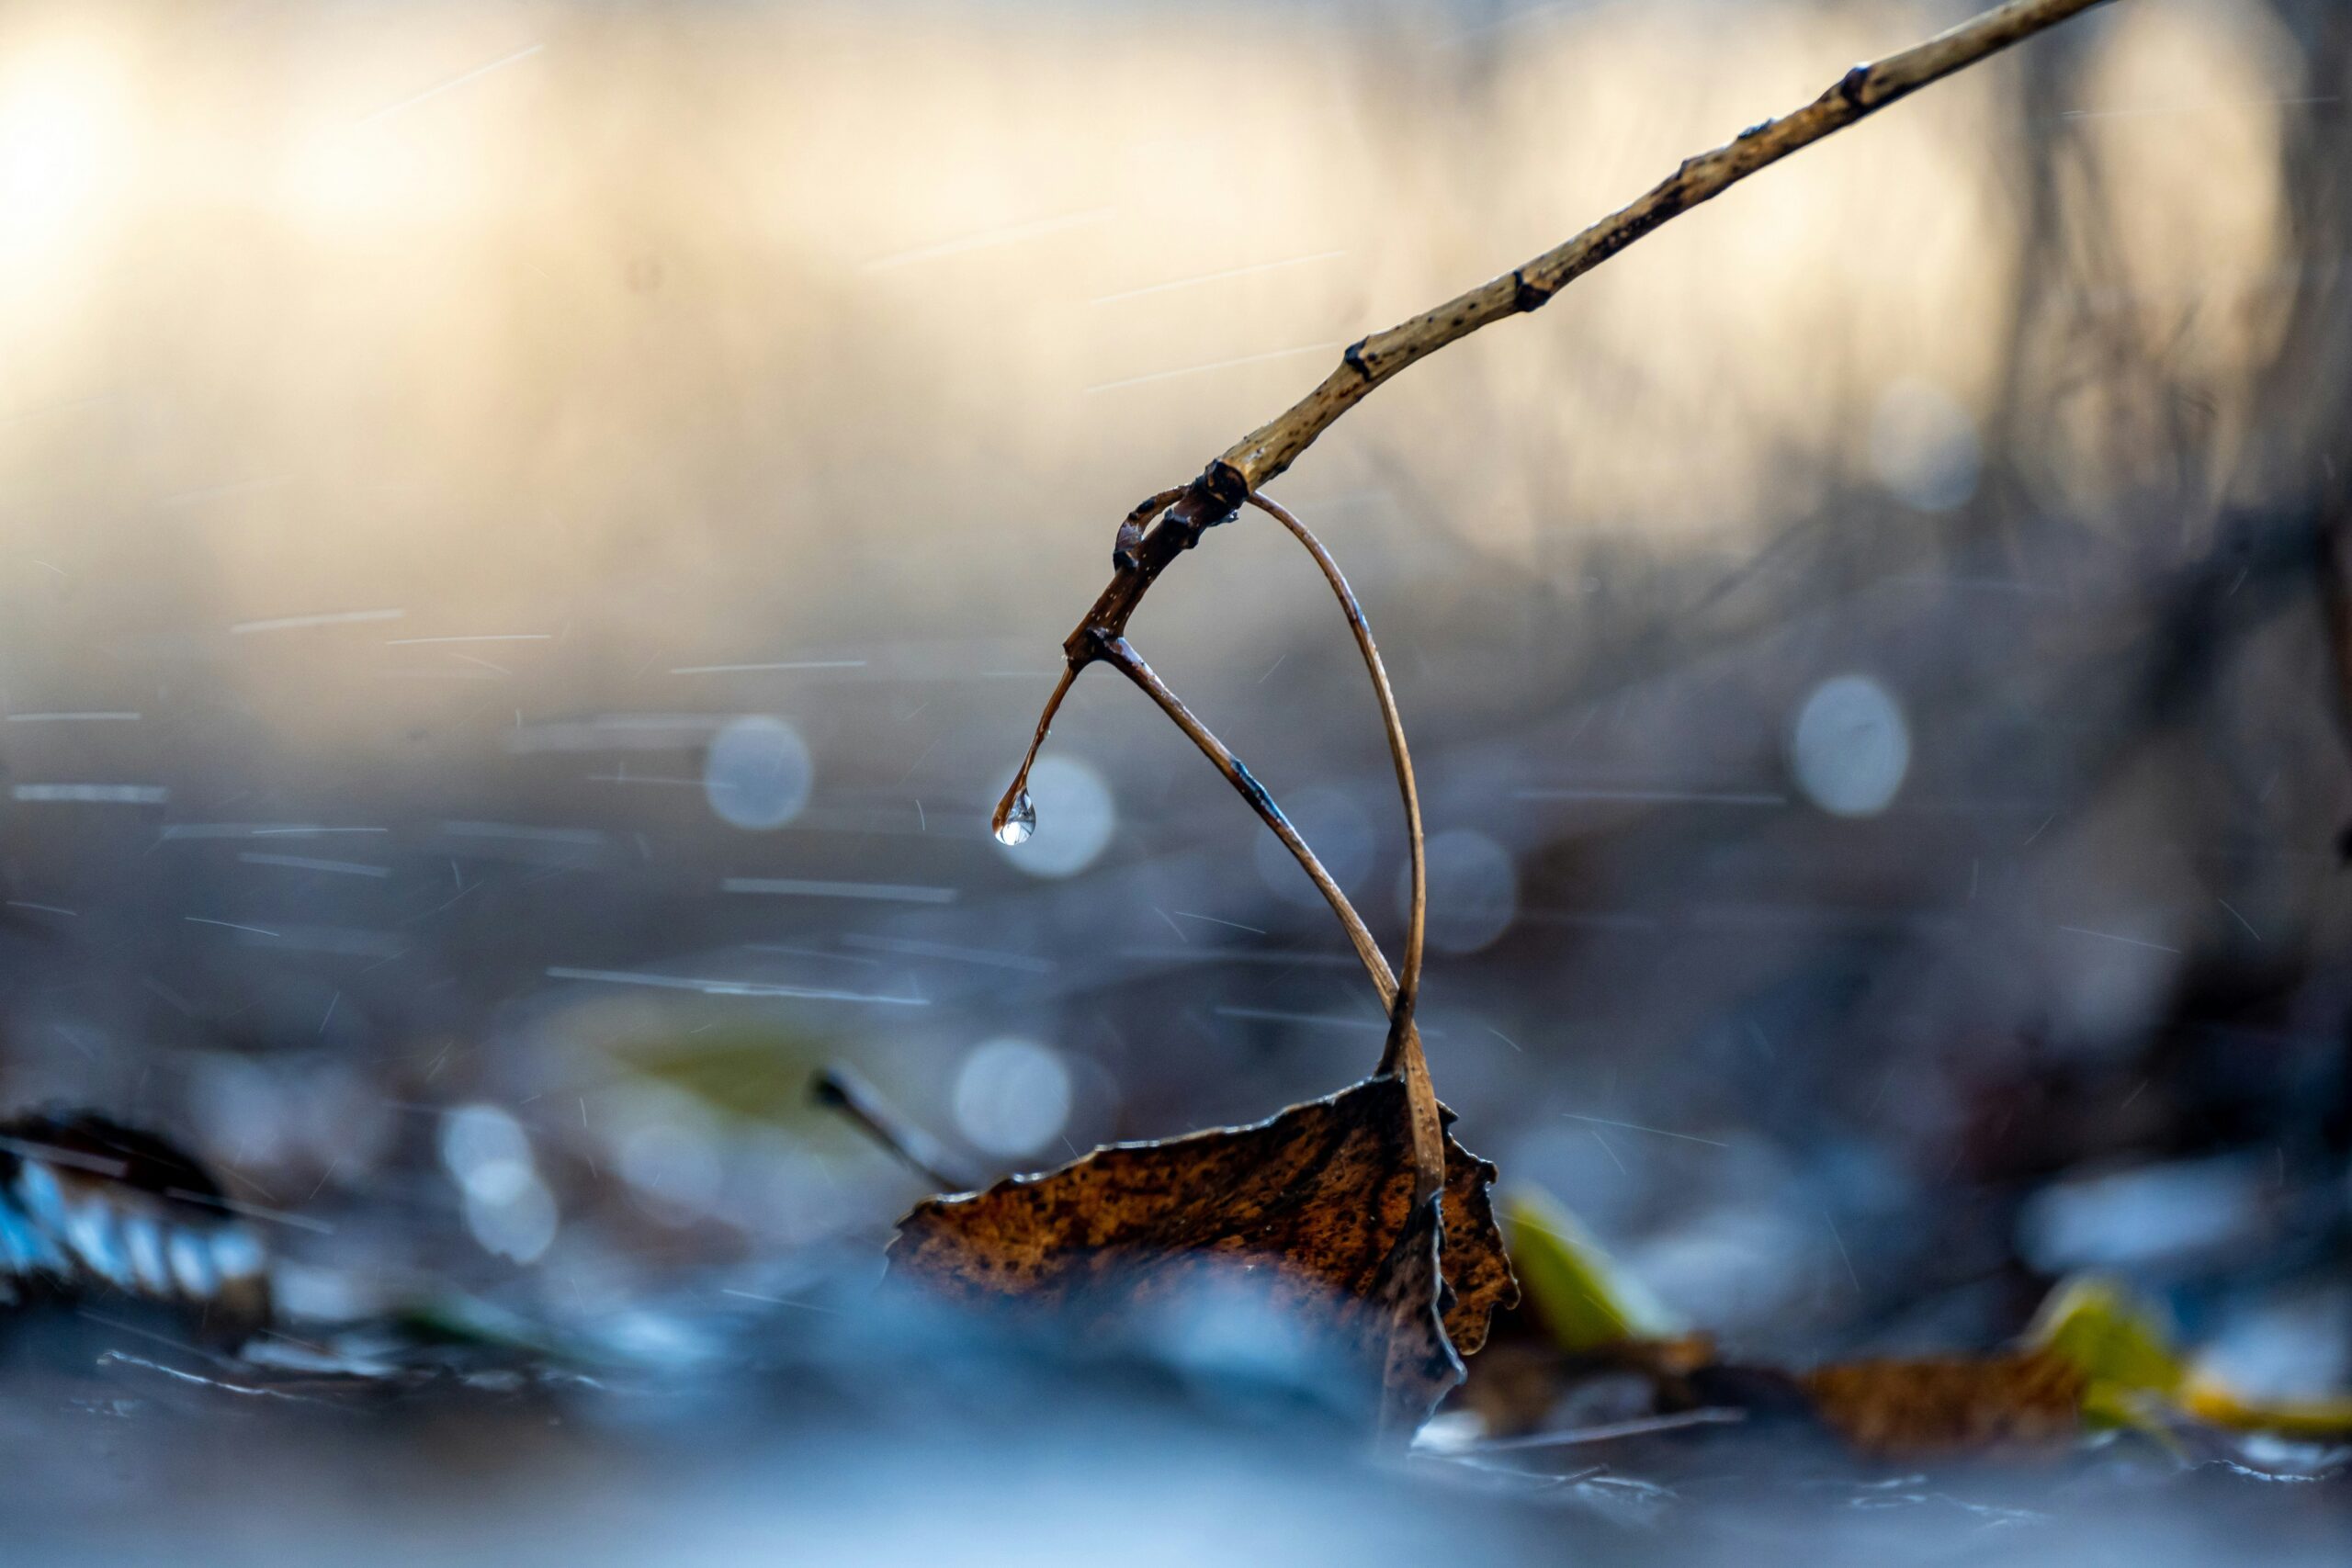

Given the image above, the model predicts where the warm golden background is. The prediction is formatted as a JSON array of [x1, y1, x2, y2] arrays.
[[3, 0, 2347, 1403]]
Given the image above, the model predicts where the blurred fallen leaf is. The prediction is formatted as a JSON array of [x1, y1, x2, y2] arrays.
[[2180, 1382, 2352, 1439], [889, 1075, 1515, 1427], [2023, 1274, 2187, 1404], [0, 1109, 272, 1342], [1798, 1350, 2086, 1459], [1467, 1191, 2352, 1462], [1503, 1187, 1682, 1352], [2028, 1273, 2352, 1442], [615, 1023, 835, 1125]]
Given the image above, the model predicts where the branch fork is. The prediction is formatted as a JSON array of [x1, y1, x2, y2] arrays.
[[986, 0, 2119, 1425]]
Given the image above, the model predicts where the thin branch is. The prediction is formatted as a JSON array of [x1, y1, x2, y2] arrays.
[[1039, 0, 2116, 677], [1083, 629, 1399, 998], [811, 1065, 984, 1192], [1214, 0, 2114, 497], [1245, 493, 1444, 1213], [1247, 493, 1425, 1077]]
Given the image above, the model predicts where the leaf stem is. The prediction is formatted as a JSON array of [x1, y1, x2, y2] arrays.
[[1084, 631, 1393, 993], [1246, 493, 1424, 1076]]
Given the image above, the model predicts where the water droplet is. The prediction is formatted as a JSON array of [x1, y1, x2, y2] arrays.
[[997, 758, 1115, 876], [993, 789, 1036, 846]]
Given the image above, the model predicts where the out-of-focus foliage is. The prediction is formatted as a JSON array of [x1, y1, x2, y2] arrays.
[[2026, 1273, 2188, 1427], [617, 1025, 835, 1125], [1502, 1186, 1681, 1352]]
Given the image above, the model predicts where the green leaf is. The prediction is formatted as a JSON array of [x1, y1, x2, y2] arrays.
[[2184, 1382, 2352, 1438], [617, 1025, 834, 1125], [2022, 1275, 2186, 1401], [1502, 1186, 1681, 1352]]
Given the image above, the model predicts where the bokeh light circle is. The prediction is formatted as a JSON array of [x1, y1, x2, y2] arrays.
[[704, 715, 813, 829], [1400, 828, 1520, 954], [1790, 673, 1911, 818], [1869, 378, 1980, 513], [953, 1037, 1073, 1157], [998, 756, 1114, 878]]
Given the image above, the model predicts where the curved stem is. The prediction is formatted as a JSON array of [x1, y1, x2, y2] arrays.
[[991, 660, 1079, 841], [1088, 629, 1447, 1207], [1086, 631, 1396, 1000], [1247, 491, 1424, 1078]]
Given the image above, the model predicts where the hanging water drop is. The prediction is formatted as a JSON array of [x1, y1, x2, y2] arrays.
[[993, 790, 1036, 847]]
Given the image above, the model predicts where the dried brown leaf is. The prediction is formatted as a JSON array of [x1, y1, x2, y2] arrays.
[[1799, 1349, 2086, 1459], [888, 1075, 1516, 1422]]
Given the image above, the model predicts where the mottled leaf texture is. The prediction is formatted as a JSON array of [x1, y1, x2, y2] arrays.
[[889, 1075, 1516, 1421], [0, 1110, 272, 1342], [1799, 1350, 2086, 1458]]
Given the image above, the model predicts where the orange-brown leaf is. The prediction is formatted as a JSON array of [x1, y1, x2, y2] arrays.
[[1799, 1349, 2086, 1458], [888, 1075, 1516, 1416]]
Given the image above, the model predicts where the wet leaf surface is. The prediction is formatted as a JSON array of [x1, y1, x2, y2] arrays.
[[888, 1074, 1517, 1420]]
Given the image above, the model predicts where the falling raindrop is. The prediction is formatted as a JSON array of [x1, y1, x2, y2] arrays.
[[993, 789, 1036, 847]]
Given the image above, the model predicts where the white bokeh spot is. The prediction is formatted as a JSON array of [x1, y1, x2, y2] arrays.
[[704, 714, 814, 829], [953, 1037, 1073, 1157], [1790, 673, 1911, 818], [1870, 378, 1980, 513]]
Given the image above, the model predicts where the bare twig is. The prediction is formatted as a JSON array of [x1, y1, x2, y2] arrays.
[[811, 1065, 985, 1192], [1081, 629, 1391, 987], [993, 0, 2110, 1119], [1018, 0, 2115, 694], [978, 0, 2119, 1431], [1214, 0, 2113, 500]]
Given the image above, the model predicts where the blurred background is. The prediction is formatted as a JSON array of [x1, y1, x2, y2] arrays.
[[2, 0, 2349, 1552]]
